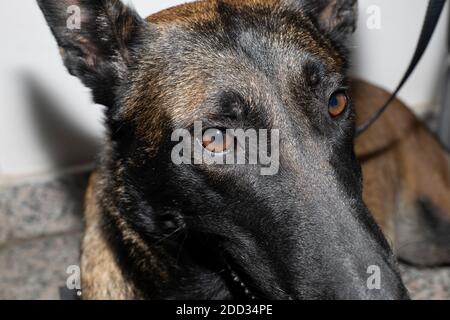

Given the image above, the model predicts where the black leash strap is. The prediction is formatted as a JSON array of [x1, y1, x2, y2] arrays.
[[356, 0, 447, 136]]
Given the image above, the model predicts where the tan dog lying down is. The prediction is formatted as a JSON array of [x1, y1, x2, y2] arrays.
[[354, 80, 450, 267]]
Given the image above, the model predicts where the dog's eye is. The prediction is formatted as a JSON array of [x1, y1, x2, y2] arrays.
[[202, 128, 234, 153], [328, 91, 348, 118]]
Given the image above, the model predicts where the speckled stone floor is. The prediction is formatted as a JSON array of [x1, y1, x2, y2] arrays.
[[0, 172, 449, 300]]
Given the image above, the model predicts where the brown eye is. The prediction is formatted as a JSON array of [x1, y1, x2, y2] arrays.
[[202, 128, 234, 153], [328, 91, 348, 118]]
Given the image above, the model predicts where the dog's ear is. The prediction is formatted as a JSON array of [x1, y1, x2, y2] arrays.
[[37, 0, 146, 107], [284, 0, 357, 41]]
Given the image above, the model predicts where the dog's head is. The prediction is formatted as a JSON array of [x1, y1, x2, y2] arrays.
[[38, 0, 409, 299]]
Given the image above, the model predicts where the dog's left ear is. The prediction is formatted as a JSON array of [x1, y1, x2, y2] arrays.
[[284, 0, 358, 41], [37, 0, 146, 108]]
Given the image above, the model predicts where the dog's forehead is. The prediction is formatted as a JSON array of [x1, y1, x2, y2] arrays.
[[145, 0, 343, 69]]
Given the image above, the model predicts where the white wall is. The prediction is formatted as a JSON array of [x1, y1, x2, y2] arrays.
[[0, 0, 195, 181], [0, 0, 448, 180], [351, 0, 449, 113]]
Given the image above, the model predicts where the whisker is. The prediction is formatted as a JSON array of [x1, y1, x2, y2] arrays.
[[155, 227, 183, 245]]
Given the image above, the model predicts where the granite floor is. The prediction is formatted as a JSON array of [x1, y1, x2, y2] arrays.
[[0, 173, 87, 300], [0, 172, 449, 300]]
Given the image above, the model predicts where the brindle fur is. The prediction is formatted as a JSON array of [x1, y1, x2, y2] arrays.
[[37, 0, 447, 300]]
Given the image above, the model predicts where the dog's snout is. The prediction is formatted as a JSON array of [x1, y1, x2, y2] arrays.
[[227, 177, 410, 300]]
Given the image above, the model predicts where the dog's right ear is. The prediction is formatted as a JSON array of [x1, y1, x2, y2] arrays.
[[37, 0, 146, 107]]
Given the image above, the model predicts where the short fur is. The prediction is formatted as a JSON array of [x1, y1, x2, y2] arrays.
[[36, 0, 448, 300]]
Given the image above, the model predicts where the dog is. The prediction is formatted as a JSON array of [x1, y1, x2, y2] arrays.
[[36, 0, 448, 299], [354, 81, 450, 267]]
